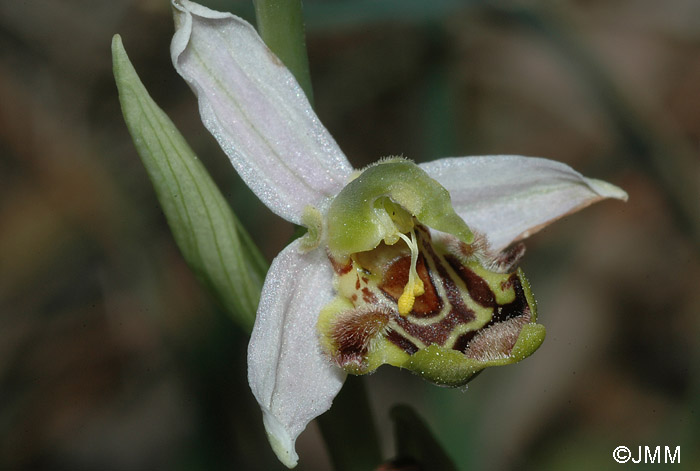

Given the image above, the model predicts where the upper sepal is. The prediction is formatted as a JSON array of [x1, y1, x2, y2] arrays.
[[170, 0, 353, 224]]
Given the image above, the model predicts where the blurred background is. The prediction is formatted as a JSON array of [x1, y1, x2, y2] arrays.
[[1, 0, 698, 470]]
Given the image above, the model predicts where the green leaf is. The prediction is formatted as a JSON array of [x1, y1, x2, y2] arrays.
[[112, 34, 265, 332], [387, 404, 459, 471]]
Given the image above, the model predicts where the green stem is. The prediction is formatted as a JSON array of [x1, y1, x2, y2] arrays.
[[253, 0, 314, 105], [317, 376, 383, 471]]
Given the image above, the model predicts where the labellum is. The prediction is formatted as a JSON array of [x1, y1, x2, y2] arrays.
[[318, 160, 545, 386]]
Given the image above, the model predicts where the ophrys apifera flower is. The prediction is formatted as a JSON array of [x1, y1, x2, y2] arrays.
[[170, 1, 627, 467]]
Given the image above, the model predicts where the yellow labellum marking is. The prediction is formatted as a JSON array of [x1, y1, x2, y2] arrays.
[[397, 229, 424, 315]]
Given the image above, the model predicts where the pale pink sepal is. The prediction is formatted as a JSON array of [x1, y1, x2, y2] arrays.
[[170, 0, 352, 224], [420, 155, 628, 252], [247, 238, 346, 468]]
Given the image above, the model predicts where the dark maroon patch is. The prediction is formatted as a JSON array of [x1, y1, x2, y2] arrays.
[[453, 331, 477, 353], [392, 306, 475, 347], [445, 255, 496, 308], [385, 329, 419, 355], [453, 274, 531, 354], [424, 240, 476, 323], [493, 274, 530, 324]]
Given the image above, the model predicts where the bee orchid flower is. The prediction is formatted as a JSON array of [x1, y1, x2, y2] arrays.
[[170, 0, 627, 467]]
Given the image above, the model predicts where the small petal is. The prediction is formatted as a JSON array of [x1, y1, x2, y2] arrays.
[[171, 0, 353, 223], [420, 156, 628, 251], [248, 239, 346, 468]]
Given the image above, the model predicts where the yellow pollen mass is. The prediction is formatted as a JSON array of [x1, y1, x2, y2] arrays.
[[398, 291, 415, 315], [397, 229, 423, 316]]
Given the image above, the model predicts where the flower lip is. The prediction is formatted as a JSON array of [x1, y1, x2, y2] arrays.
[[326, 158, 473, 259], [318, 224, 546, 387]]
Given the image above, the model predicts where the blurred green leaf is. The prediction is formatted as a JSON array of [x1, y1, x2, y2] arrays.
[[387, 404, 458, 471], [111, 34, 265, 332]]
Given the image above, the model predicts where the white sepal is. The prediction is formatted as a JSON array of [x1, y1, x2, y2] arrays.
[[247, 239, 346, 468], [170, 0, 352, 224], [421, 155, 628, 252]]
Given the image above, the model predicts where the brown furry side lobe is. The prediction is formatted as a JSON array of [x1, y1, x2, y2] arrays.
[[330, 307, 391, 368]]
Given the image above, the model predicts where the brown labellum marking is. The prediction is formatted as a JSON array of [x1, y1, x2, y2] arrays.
[[329, 255, 353, 275], [453, 274, 531, 355], [445, 254, 496, 308], [500, 277, 514, 291], [422, 238, 476, 325], [392, 298, 476, 347], [331, 308, 390, 368], [493, 274, 529, 323], [385, 328, 419, 355], [388, 240, 477, 349], [379, 254, 442, 318], [361, 287, 378, 304], [452, 331, 477, 353]]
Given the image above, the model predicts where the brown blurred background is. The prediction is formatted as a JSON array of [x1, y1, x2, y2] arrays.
[[1, 1, 698, 470]]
